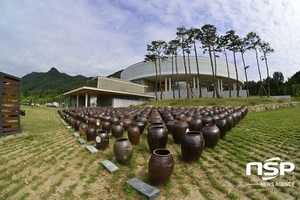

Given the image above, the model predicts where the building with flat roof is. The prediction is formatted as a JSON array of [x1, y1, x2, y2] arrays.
[[64, 56, 247, 108], [121, 56, 246, 98], [64, 76, 154, 108]]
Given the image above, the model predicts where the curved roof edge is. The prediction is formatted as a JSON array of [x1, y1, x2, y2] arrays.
[[121, 56, 244, 84]]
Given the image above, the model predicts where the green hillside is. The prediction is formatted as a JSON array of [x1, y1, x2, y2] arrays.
[[21, 67, 97, 104], [21, 67, 97, 93]]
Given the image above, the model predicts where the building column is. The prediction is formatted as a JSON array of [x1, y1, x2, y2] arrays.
[[232, 82, 237, 90], [165, 77, 167, 91], [193, 77, 196, 89], [169, 77, 172, 91], [197, 77, 200, 89], [220, 79, 223, 91], [85, 93, 88, 107]]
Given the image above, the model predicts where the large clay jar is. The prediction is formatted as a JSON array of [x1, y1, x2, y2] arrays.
[[120, 117, 133, 130], [111, 122, 124, 138], [240, 106, 248, 118], [215, 117, 228, 139], [133, 121, 146, 134], [94, 118, 101, 131], [95, 130, 109, 150], [171, 119, 189, 144], [148, 149, 174, 186], [201, 124, 220, 148], [200, 116, 213, 127], [188, 116, 202, 131], [234, 111, 242, 125], [148, 122, 165, 130], [74, 120, 81, 131], [136, 116, 148, 125], [110, 116, 119, 124], [102, 115, 111, 123], [225, 115, 233, 131], [101, 120, 111, 133], [87, 117, 96, 127], [113, 138, 133, 165], [86, 127, 96, 141], [147, 125, 168, 153], [166, 119, 175, 134], [181, 131, 205, 162], [79, 123, 88, 136], [66, 117, 75, 127], [211, 115, 220, 124], [127, 125, 140, 145], [229, 112, 238, 127]]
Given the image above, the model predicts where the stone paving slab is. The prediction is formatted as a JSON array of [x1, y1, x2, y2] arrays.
[[73, 132, 80, 138], [78, 138, 86, 144], [86, 145, 98, 153], [126, 178, 160, 200], [69, 128, 75, 132], [101, 160, 119, 173]]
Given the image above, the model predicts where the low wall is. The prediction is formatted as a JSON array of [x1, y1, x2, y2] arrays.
[[248, 102, 298, 112]]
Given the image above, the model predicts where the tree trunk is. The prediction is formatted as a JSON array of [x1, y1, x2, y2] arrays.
[[154, 62, 158, 100], [208, 48, 216, 98], [158, 58, 163, 100], [175, 54, 181, 98], [224, 47, 231, 98], [213, 51, 221, 98], [182, 50, 190, 98], [187, 53, 194, 98], [193, 42, 202, 97], [171, 55, 175, 99], [233, 52, 240, 97], [241, 53, 249, 97], [264, 53, 270, 97], [255, 49, 262, 82]]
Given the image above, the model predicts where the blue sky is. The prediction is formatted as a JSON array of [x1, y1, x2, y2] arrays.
[[0, 0, 299, 81]]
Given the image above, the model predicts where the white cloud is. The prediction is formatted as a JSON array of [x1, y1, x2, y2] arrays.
[[0, 0, 299, 81]]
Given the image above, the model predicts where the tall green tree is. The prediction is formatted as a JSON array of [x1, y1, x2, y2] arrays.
[[188, 27, 203, 97], [246, 32, 268, 97], [145, 40, 168, 100], [144, 54, 158, 100], [226, 30, 241, 97], [176, 26, 191, 98], [166, 39, 181, 98], [260, 41, 274, 97], [200, 24, 220, 98], [219, 34, 232, 97], [271, 71, 284, 95], [237, 35, 251, 97]]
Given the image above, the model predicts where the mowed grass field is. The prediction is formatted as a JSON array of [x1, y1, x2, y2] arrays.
[[0, 102, 299, 200]]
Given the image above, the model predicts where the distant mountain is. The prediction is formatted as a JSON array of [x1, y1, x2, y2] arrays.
[[21, 67, 97, 94]]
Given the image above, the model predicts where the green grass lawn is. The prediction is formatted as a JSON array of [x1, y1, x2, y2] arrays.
[[0, 100, 299, 199]]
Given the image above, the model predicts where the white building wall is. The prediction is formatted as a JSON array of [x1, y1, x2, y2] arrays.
[[112, 98, 147, 108], [121, 56, 244, 84]]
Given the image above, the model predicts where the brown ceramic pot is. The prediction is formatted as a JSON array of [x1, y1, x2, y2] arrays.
[[147, 125, 168, 153], [171, 119, 189, 144], [201, 124, 220, 148], [95, 130, 109, 150], [111, 122, 124, 138], [113, 138, 133, 165], [127, 125, 140, 145], [181, 131, 205, 162], [148, 149, 174, 186]]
